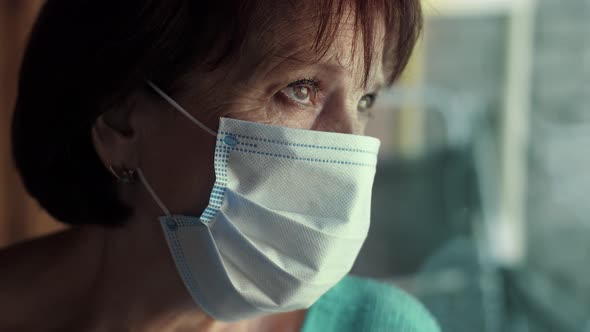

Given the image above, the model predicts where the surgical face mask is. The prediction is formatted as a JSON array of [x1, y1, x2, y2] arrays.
[[138, 81, 380, 321]]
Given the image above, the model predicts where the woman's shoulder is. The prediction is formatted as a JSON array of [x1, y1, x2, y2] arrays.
[[301, 275, 441, 332], [0, 229, 86, 329], [0, 229, 76, 281]]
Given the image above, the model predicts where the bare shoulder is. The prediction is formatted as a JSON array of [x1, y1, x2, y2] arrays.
[[0, 229, 77, 284], [0, 229, 83, 329]]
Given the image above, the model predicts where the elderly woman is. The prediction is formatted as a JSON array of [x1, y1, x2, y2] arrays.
[[0, 0, 439, 331]]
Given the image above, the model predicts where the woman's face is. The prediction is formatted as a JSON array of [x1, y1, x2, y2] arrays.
[[99, 5, 388, 219]]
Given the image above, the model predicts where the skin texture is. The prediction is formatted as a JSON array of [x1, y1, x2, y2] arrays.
[[0, 4, 388, 331]]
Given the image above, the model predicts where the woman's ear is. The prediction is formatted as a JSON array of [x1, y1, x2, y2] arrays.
[[91, 105, 140, 172]]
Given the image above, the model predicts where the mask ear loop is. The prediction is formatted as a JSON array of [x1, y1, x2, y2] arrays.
[[145, 80, 218, 137], [140, 81, 218, 220], [136, 167, 172, 218]]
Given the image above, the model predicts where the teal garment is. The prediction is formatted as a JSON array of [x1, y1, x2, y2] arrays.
[[300, 275, 441, 332]]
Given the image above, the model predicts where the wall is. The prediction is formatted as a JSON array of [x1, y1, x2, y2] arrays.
[[0, 0, 62, 248]]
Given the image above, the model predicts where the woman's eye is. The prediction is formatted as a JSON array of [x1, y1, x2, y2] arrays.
[[285, 86, 313, 105], [279, 78, 320, 108], [357, 94, 376, 114]]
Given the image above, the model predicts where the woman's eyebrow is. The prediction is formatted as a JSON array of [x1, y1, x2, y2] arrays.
[[252, 52, 344, 81], [255, 53, 384, 93], [370, 81, 385, 93]]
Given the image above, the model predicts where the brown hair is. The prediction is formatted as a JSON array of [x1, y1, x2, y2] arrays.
[[12, 0, 422, 226]]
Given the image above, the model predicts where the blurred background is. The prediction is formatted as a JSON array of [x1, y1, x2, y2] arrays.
[[0, 0, 588, 331]]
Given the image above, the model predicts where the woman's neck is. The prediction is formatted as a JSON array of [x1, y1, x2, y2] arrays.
[[74, 212, 305, 332], [76, 213, 209, 331]]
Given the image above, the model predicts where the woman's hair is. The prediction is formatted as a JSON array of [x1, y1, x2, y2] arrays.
[[12, 0, 423, 226]]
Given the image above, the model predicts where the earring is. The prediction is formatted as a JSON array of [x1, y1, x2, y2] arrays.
[[108, 165, 137, 184]]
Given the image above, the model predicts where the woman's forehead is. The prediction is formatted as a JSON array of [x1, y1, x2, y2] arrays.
[[236, 2, 387, 90]]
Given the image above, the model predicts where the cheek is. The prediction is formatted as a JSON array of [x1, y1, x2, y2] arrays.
[[222, 96, 319, 130], [137, 114, 217, 216], [202, 73, 322, 130]]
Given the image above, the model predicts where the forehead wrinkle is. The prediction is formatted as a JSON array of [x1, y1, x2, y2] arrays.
[[321, 30, 385, 92], [233, 3, 386, 92]]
